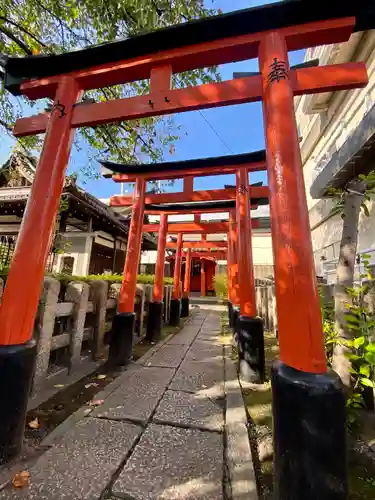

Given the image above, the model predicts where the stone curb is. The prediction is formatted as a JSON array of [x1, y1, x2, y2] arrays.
[[224, 345, 259, 500]]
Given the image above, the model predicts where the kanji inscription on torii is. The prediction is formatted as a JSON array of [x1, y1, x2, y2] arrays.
[[267, 57, 288, 84]]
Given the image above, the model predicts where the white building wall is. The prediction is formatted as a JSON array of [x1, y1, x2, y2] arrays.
[[295, 30, 375, 281]]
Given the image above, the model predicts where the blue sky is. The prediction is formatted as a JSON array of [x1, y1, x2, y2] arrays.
[[0, 0, 306, 199]]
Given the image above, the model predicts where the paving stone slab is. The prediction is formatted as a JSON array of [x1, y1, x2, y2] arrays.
[[166, 328, 200, 345], [113, 424, 223, 500], [153, 390, 224, 431], [170, 358, 224, 397], [0, 418, 141, 500], [197, 332, 221, 342], [91, 367, 175, 423], [145, 344, 190, 368], [186, 339, 223, 363]]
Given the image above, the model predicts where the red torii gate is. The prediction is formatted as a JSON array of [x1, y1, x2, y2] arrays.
[[1, 1, 373, 496], [104, 152, 268, 352]]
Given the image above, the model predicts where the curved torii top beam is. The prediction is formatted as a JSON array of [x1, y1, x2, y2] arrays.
[[3, 1, 373, 96], [100, 151, 266, 182]]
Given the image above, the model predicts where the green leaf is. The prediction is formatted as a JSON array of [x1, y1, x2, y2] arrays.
[[361, 203, 370, 217], [362, 254, 372, 259], [365, 343, 375, 353], [353, 336, 365, 349], [365, 352, 375, 365], [360, 378, 375, 388], [344, 314, 360, 323], [360, 365, 371, 377], [347, 353, 361, 361]]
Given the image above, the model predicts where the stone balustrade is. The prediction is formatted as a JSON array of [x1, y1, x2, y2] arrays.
[[0, 277, 173, 392], [255, 284, 277, 334]]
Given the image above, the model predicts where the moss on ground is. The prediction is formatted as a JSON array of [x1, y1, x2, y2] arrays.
[[349, 466, 375, 499], [219, 315, 375, 499], [219, 311, 234, 346]]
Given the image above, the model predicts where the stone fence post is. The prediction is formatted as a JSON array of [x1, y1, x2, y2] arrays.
[[66, 281, 89, 371], [33, 277, 60, 391], [89, 280, 108, 360]]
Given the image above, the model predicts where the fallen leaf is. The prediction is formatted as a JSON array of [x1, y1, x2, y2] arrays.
[[84, 383, 99, 389], [53, 384, 65, 388], [12, 471, 30, 488], [96, 374, 106, 380], [88, 399, 104, 407], [28, 417, 40, 430]]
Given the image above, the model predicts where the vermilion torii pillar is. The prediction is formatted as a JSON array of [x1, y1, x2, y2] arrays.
[[146, 213, 168, 342], [227, 209, 240, 330], [181, 248, 192, 317], [200, 259, 206, 297], [0, 77, 82, 464], [259, 31, 346, 498], [170, 232, 183, 326], [109, 177, 146, 366], [236, 167, 265, 382]]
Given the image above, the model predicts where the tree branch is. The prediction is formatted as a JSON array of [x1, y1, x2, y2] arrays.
[[100, 87, 155, 158], [0, 25, 32, 54], [0, 118, 13, 131], [0, 16, 47, 48], [34, 0, 91, 46]]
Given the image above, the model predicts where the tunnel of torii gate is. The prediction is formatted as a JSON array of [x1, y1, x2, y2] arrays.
[[102, 151, 269, 344], [1, 1, 375, 496]]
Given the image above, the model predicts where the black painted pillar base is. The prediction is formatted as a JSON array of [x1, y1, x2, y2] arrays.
[[228, 301, 233, 328], [237, 316, 265, 383], [145, 301, 163, 342], [0, 340, 36, 465], [232, 305, 240, 345], [272, 361, 347, 499], [108, 312, 134, 366], [169, 298, 181, 326], [181, 297, 189, 318], [232, 306, 240, 333]]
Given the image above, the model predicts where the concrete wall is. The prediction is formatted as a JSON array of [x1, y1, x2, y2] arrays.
[[295, 30, 375, 281]]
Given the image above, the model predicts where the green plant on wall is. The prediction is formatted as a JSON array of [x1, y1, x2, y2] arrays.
[[323, 255, 375, 410], [342, 254, 375, 407]]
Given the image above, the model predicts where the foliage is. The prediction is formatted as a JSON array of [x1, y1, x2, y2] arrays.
[[328, 170, 375, 219], [0, 266, 173, 285], [320, 289, 337, 365], [0, 0, 220, 173], [50, 272, 173, 285], [214, 273, 228, 300], [322, 255, 375, 408]]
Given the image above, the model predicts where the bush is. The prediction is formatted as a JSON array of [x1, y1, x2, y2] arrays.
[[214, 273, 228, 300], [51, 273, 174, 286], [0, 269, 173, 286]]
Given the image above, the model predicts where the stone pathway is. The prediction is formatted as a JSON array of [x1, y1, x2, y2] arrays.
[[0, 309, 257, 500]]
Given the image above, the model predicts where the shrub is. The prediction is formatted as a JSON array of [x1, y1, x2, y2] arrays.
[[214, 273, 228, 300], [0, 268, 173, 286], [52, 272, 173, 286]]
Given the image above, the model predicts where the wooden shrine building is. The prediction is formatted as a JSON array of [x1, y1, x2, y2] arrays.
[[0, 151, 156, 275]]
